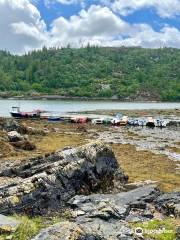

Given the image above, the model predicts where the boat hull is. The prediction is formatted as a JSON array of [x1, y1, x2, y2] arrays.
[[10, 112, 40, 119]]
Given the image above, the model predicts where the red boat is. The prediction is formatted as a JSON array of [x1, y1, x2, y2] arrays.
[[10, 107, 42, 119]]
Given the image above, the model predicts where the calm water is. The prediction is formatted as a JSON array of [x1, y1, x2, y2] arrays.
[[0, 99, 179, 117]]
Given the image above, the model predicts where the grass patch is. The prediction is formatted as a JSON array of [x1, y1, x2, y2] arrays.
[[112, 143, 180, 192], [0, 211, 72, 240], [131, 218, 178, 240], [0, 216, 45, 240], [13, 216, 43, 240]]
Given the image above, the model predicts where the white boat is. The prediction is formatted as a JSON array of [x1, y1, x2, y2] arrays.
[[155, 119, 168, 127], [92, 118, 104, 124], [111, 115, 128, 126]]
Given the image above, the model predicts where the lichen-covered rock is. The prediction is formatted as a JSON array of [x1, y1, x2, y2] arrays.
[[0, 214, 20, 233], [32, 222, 107, 240], [0, 141, 127, 216], [0, 118, 27, 133], [7, 131, 24, 142], [154, 192, 180, 216]]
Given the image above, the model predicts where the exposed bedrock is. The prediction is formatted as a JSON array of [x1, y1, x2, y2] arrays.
[[33, 185, 160, 240], [33, 185, 180, 240], [0, 141, 128, 216]]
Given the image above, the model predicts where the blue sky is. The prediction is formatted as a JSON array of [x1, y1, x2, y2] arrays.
[[36, 0, 180, 32], [1, 0, 180, 54]]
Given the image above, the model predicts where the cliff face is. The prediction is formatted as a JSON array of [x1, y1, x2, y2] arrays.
[[0, 141, 128, 216]]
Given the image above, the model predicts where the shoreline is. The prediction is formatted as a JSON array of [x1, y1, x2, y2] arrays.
[[0, 95, 180, 103]]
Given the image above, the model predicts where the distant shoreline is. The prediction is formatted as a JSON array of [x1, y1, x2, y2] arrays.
[[0, 95, 180, 103]]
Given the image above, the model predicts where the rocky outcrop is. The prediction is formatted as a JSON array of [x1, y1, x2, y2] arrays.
[[0, 141, 128, 216], [155, 192, 180, 217], [7, 131, 24, 142], [33, 185, 160, 240], [0, 118, 27, 133]]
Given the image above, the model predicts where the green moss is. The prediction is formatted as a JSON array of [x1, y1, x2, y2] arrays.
[[131, 218, 177, 240]]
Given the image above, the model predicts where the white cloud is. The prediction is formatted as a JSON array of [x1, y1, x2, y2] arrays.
[[44, 0, 86, 8], [100, 24, 180, 49], [50, 5, 130, 47], [109, 0, 180, 18], [49, 4, 180, 49], [0, 1, 180, 54], [55, 0, 78, 4], [0, 0, 48, 54]]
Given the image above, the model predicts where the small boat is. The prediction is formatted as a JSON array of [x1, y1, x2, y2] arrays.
[[48, 116, 62, 122], [10, 107, 42, 119], [146, 117, 155, 127], [120, 116, 128, 126], [103, 117, 112, 124], [92, 118, 104, 124], [71, 116, 88, 123], [111, 115, 128, 126], [155, 119, 168, 128], [138, 119, 147, 126]]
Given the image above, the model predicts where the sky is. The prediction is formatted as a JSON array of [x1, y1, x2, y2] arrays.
[[1, 0, 180, 54]]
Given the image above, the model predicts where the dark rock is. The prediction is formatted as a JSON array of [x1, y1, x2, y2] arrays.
[[0, 118, 27, 133], [154, 192, 180, 216], [32, 222, 107, 240], [0, 141, 127, 215], [11, 140, 36, 151], [33, 185, 160, 240], [69, 185, 160, 221], [32, 220, 134, 240]]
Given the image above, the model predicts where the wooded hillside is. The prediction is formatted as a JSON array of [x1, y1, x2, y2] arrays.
[[0, 46, 179, 101]]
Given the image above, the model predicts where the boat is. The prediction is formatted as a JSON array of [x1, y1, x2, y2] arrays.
[[48, 116, 62, 122], [71, 116, 88, 123], [138, 118, 147, 126], [10, 107, 42, 119], [146, 117, 155, 127], [155, 119, 168, 128], [111, 114, 128, 126], [92, 118, 104, 124], [120, 116, 128, 126], [103, 117, 112, 124]]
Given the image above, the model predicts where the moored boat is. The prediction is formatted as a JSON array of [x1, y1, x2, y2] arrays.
[[111, 114, 128, 126], [155, 119, 168, 127], [146, 117, 155, 127], [48, 116, 62, 122], [71, 116, 88, 123], [92, 118, 104, 124], [10, 107, 42, 119]]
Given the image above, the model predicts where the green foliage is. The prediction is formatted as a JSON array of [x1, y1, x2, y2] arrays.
[[0, 210, 72, 240], [13, 216, 43, 240], [0, 46, 179, 101]]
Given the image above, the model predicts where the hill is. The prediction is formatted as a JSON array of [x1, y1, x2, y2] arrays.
[[0, 46, 179, 101]]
